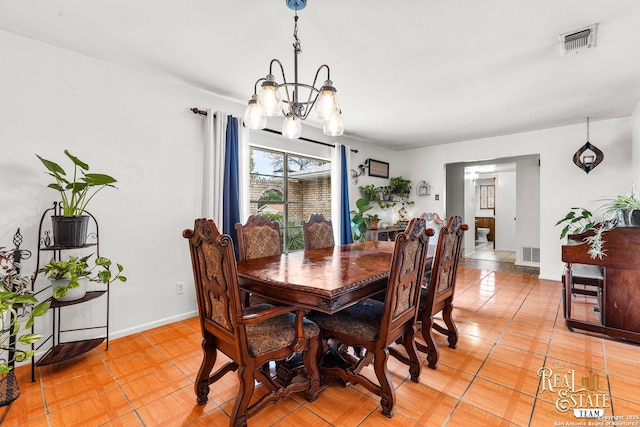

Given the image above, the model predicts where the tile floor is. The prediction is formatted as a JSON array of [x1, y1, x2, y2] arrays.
[[6, 264, 640, 427], [466, 242, 516, 263]]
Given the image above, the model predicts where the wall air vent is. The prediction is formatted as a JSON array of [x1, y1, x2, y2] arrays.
[[559, 24, 598, 55]]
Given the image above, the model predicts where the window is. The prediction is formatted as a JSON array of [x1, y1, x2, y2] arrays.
[[249, 147, 331, 253]]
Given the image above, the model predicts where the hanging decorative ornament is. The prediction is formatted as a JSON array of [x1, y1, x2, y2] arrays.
[[573, 117, 604, 174]]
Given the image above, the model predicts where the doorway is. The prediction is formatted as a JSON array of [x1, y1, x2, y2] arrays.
[[446, 154, 540, 268]]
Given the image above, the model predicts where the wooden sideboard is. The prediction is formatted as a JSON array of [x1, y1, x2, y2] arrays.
[[365, 226, 406, 242], [562, 227, 640, 342]]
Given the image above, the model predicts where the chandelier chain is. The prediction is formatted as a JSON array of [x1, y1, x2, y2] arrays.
[[293, 12, 301, 54], [586, 117, 590, 141]]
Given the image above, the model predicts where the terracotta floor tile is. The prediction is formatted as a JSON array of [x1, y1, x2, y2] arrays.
[[136, 384, 218, 426], [47, 387, 133, 427], [107, 349, 172, 384], [461, 377, 535, 426], [448, 401, 520, 426], [498, 331, 549, 356], [42, 366, 119, 412], [100, 411, 145, 426], [608, 374, 640, 405], [489, 342, 546, 373], [546, 340, 606, 371], [272, 406, 337, 426], [606, 354, 640, 380], [96, 332, 155, 363], [611, 396, 640, 418], [304, 382, 380, 425], [393, 380, 458, 425], [477, 358, 541, 397], [120, 365, 191, 408], [418, 363, 474, 399], [437, 347, 485, 375]]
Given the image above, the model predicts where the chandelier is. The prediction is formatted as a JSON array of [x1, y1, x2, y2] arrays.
[[243, 0, 343, 139]]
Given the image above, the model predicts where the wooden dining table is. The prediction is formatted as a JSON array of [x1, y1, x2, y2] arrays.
[[237, 240, 434, 314]]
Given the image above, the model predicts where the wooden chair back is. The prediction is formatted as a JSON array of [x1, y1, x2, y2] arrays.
[[380, 217, 432, 345], [418, 215, 468, 369], [183, 218, 321, 425], [301, 214, 335, 250], [235, 215, 281, 261]]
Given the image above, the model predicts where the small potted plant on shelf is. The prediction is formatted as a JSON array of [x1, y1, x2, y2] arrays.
[[365, 214, 380, 230], [0, 247, 49, 409], [358, 184, 379, 202], [36, 150, 118, 247], [38, 254, 126, 301]]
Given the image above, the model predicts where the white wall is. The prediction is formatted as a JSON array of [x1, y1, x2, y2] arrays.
[[400, 118, 633, 280]]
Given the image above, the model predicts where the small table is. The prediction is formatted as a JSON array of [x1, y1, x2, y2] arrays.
[[237, 241, 396, 314]]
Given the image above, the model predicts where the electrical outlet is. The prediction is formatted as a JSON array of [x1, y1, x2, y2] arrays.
[[177, 282, 185, 295]]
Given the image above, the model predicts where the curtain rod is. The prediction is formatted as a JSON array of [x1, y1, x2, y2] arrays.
[[191, 107, 358, 153]]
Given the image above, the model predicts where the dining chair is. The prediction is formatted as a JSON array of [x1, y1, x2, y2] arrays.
[[235, 215, 282, 306], [561, 226, 604, 319], [234, 215, 282, 261], [417, 215, 468, 369], [301, 213, 335, 250], [308, 218, 432, 418], [183, 219, 321, 427]]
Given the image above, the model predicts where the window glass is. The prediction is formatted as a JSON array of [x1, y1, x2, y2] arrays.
[[249, 147, 331, 252]]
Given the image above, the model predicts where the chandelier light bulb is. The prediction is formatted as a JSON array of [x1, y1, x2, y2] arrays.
[[315, 80, 338, 120], [243, 96, 267, 130], [323, 112, 344, 137], [282, 115, 302, 139], [258, 76, 283, 117]]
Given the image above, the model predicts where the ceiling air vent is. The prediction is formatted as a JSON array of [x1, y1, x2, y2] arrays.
[[558, 24, 598, 55]]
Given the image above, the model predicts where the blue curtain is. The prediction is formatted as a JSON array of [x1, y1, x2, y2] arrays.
[[223, 116, 240, 256], [340, 145, 353, 244]]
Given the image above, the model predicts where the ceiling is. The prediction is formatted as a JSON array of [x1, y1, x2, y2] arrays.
[[2, 0, 640, 150]]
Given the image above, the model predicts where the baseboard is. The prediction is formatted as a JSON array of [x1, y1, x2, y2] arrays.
[[109, 310, 199, 340]]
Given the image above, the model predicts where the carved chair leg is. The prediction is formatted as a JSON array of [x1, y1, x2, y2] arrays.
[[421, 315, 439, 370], [231, 366, 255, 427], [402, 325, 421, 383], [442, 301, 458, 349], [373, 348, 395, 418], [195, 337, 217, 405]]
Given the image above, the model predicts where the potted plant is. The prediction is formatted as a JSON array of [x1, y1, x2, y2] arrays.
[[602, 187, 640, 227], [390, 176, 412, 201], [36, 150, 117, 247], [358, 184, 380, 203], [38, 254, 126, 301], [0, 247, 49, 409], [556, 187, 640, 259], [350, 198, 373, 242], [365, 214, 380, 230]]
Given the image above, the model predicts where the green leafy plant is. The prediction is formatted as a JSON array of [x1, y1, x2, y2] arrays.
[[36, 150, 118, 217], [555, 207, 595, 239], [358, 185, 380, 203], [0, 248, 49, 373], [38, 254, 126, 299], [350, 198, 373, 242]]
